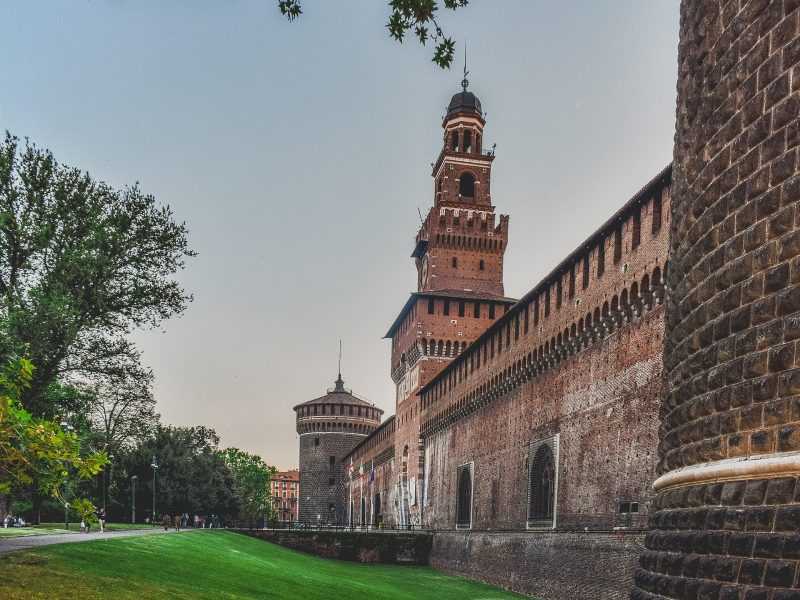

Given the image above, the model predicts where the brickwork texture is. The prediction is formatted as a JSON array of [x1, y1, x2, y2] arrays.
[[633, 1, 800, 599]]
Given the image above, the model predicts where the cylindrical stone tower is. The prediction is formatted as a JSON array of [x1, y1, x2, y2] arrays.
[[634, 1, 800, 598], [294, 374, 382, 525]]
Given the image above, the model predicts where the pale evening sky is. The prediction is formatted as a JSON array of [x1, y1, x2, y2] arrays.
[[1, 1, 679, 469]]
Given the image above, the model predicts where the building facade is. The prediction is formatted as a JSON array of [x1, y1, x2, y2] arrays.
[[339, 78, 671, 544], [295, 374, 382, 524], [270, 469, 299, 523]]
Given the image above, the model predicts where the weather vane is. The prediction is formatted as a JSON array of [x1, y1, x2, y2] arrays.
[[461, 44, 469, 92]]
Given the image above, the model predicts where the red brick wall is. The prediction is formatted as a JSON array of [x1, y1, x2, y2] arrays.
[[634, 1, 800, 598]]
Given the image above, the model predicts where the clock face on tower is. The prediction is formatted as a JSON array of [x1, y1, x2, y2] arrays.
[[420, 255, 429, 289]]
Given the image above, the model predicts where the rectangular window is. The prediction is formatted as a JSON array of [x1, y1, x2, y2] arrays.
[[524, 305, 530, 334], [506, 323, 511, 348], [473, 302, 480, 318], [458, 301, 465, 317], [633, 207, 641, 249], [455, 463, 473, 529], [428, 298, 435, 314], [489, 303, 495, 319], [568, 266, 575, 299], [544, 288, 550, 317], [490, 336, 495, 358], [515, 315, 520, 340], [614, 226, 623, 263], [534, 298, 539, 325], [597, 241, 605, 277], [652, 193, 662, 233], [444, 300, 450, 316], [582, 254, 590, 289], [556, 279, 562, 309]]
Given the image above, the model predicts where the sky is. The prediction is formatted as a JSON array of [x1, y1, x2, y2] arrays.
[[1, 1, 680, 469]]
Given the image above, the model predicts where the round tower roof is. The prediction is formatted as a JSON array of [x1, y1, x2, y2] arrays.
[[293, 374, 379, 411], [446, 89, 482, 118]]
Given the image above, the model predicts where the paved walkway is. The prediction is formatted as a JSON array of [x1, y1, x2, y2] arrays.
[[0, 527, 184, 555]]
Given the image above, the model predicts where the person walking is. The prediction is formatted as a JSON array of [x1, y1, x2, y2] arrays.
[[162, 513, 171, 531], [97, 508, 106, 533], [173, 514, 181, 531]]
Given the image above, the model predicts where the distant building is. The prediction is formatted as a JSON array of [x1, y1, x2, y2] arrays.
[[270, 469, 300, 523]]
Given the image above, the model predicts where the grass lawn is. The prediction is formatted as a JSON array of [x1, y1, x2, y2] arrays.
[[0, 530, 525, 599], [0, 523, 153, 538]]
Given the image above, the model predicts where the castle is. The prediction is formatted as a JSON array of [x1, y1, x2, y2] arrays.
[[296, 2, 800, 596]]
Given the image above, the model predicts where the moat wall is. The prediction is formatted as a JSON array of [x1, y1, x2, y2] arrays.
[[234, 529, 432, 566], [431, 530, 646, 600]]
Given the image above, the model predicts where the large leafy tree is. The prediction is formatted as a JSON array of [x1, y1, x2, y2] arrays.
[[221, 447, 275, 526], [0, 133, 195, 417], [0, 357, 106, 503], [114, 425, 239, 522], [278, 0, 469, 68]]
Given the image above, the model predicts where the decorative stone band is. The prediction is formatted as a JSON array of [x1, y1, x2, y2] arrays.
[[653, 451, 800, 493]]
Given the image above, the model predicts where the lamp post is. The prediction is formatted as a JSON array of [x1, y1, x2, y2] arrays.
[[150, 456, 159, 527], [130, 475, 137, 524], [103, 453, 114, 514]]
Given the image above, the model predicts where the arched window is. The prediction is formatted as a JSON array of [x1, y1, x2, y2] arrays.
[[463, 130, 472, 153], [450, 131, 459, 151], [528, 443, 556, 525], [459, 172, 475, 198], [456, 465, 472, 528]]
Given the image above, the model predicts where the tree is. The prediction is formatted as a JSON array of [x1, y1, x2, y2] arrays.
[[114, 425, 239, 522], [277, 0, 470, 68], [0, 133, 195, 417], [84, 367, 159, 457], [221, 447, 275, 526], [0, 357, 106, 505]]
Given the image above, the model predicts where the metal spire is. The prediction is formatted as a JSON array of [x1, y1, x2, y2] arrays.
[[461, 44, 469, 92], [334, 340, 345, 392]]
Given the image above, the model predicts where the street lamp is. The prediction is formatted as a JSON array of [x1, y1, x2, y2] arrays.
[[150, 456, 159, 527], [130, 475, 138, 524], [103, 453, 114, 514]]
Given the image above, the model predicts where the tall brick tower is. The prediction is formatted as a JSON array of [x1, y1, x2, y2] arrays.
[[294, 373, 382, 525], [634, 1, 800, 598], [385, 77, 515, 527]]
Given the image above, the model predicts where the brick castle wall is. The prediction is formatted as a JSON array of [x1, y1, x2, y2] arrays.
[[298, 431, 367, 524], [633, 1, 800, 598], [431, 531, 646, 600]]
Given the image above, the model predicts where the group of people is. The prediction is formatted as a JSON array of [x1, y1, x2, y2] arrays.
[[80, 508, 106, 533], [159, 513, 222, 531], [2, 514, 26, 528]]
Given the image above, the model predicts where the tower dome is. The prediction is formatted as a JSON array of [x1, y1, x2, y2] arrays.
[[446, 89, 482, 118]]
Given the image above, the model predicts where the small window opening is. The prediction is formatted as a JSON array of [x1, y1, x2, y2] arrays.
[[479, 259, 485, 271], [473, 302, 480, 318], [444, 300, 450, 316], [652, 194, 662, 233], [582, 254, 590, 289], [452, 256, 458, 268], [489, 303, 496, 319], [598, 241, 605, 277], [633, 207, 641, 249], [428, 298, 435, 314], [459, 172, 475, 198], [614, 227, 623, 263], [569, 266, 575, 299], [556, 279, 563, 309], [458, 301, 465, 317]]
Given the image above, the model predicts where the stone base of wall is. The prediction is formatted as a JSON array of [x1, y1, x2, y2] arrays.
[[234, 529, 432, 565], [430, 530, 646, 600]]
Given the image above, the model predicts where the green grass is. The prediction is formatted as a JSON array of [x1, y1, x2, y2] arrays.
[[0, 530, 525, 599], [36, 522, 154, 533], [0, 522, 153, 538]]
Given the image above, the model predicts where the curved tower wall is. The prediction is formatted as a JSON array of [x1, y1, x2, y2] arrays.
[[295, 378, 382, 525], [634, 1, 800, 598]]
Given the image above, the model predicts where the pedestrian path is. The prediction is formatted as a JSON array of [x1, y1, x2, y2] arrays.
[[0, 527, 186, 555]]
